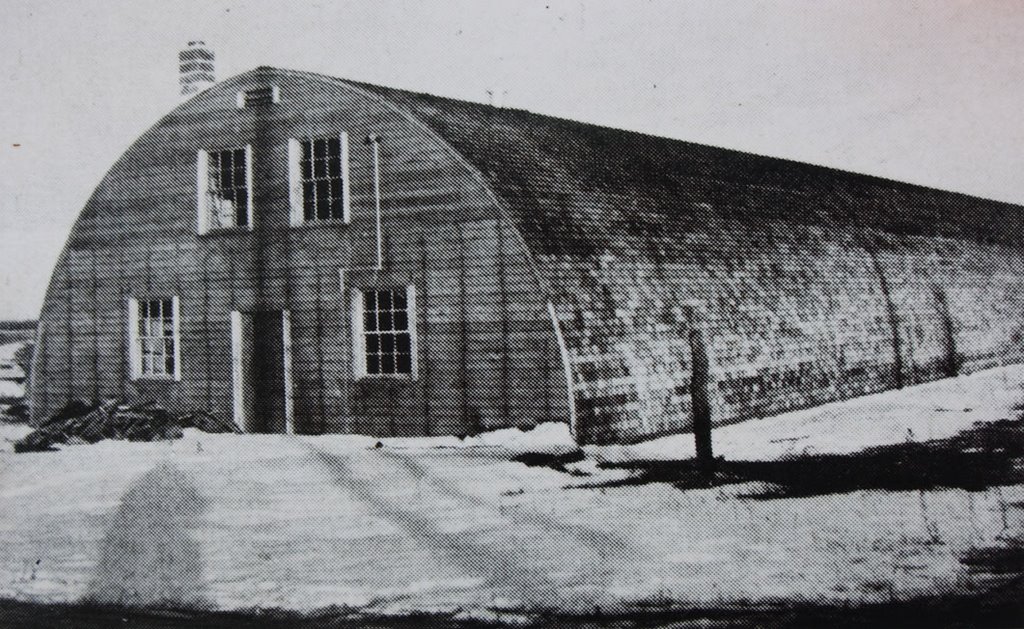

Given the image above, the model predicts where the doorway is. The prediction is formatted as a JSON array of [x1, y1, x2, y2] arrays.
[[231, 310, 294, 434]]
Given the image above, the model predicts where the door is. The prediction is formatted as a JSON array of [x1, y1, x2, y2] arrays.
[[231, 310, 294, 434]]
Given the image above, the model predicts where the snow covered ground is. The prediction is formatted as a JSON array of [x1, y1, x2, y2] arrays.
[[0, 366, 1022, 620]]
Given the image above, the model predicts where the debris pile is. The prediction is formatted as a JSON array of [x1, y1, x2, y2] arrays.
[[13, 400, 240, 453], [0, 402, 29, 424]]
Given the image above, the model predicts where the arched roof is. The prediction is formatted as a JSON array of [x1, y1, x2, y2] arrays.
[[327, 73, 1024, 254]]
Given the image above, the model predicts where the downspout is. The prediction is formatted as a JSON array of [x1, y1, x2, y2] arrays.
[[343, 133, 384, 274], [338, 135, 385, 288]]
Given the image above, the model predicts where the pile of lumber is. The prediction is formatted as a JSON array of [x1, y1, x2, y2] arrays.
[[13, 400, 241, 453]]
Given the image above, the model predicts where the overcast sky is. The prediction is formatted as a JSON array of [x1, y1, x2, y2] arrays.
[[1, 0, 1022, 320]]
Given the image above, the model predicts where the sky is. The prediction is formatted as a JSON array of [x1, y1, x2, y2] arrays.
[[1, 0, 1022, 320]]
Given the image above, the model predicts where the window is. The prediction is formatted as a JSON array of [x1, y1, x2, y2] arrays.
[[236, 85, 280, 108], [354, 286, 417, 377], [197, 146, 252, 233], [288, 133, 350, 224], [128, 297, 181, 380]]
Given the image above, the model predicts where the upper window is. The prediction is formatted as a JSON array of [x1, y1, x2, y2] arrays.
[[288, 133, 350, 224], [197, 146, 252, 233], [128, 297, 181, 380], [354, 286, 416, 378]]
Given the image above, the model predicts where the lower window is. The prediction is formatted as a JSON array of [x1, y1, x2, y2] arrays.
[[129, 297, 181, 380], [356, 286, 416, 377]]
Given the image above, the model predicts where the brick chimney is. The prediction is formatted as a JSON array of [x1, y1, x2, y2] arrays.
[[179, 41, 215, 98]]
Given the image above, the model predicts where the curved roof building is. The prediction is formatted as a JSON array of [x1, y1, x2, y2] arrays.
[[29, 67, 1024, 444]]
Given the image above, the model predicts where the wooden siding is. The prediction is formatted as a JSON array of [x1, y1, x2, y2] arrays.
[[30, 69, 570, 436]]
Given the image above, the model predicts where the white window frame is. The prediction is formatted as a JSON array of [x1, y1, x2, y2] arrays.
[[352, 285, 417, 380], [288, 132, 351, 225], [197, 145, 254, 234], [127, 296, 181, 381]]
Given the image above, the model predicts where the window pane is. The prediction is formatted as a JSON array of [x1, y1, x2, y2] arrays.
[[378, 311, 393, 331], [303, 182, 316, 220], [380, 353, 395, 375], [380, 334, 395, 354], [396, 354, 412, 374], [328, 156, 341, 177], [330, 178, 343, 202], [315, 181, 330, 219], [300, 156, 312, 180], [363, 311, 377, 332], [395, 333, 411, 353], [313, 158, 326, 178], [393, 311, 408, 331], [365, 335, 380, 353], [363, 291, 377, 311], [379, 291, 392, 310], [314, 138, 327, 159], [366, 354, 380, 375], [235, 190, 249, 226], [233, 163, 246, 188], [393, 290, 408, 310], [327, 137, 340, 157]]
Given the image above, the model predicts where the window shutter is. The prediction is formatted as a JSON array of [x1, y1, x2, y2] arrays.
[[244, 145, 255, 230], [351, 290, 365, 378], [230, 310, 245, 428], [340, 131, 352, 223], [127, 297, 140, 379], [196, 150, 209, 234], [172, 296, 182, 381], [406, 284, 418, 379], [288, 138, 303, 225]]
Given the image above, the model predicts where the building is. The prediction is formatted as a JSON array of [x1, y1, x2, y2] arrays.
[[28, 61, 1024, 444]]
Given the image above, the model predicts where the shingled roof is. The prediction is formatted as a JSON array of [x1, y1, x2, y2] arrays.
[[326, 73, 1024, 256]]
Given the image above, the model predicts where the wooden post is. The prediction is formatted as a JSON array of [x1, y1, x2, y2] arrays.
[[688, 325, 714, 475]]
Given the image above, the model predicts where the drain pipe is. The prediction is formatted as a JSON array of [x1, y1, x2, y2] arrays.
[[338, 133, 385, 300], [366, 133, 383, 272]]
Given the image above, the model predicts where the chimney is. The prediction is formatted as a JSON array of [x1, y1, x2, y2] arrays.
[[179, 41, 216, 98]]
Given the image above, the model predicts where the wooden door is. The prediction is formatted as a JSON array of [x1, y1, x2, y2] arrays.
[[232, 310, 294, 434]]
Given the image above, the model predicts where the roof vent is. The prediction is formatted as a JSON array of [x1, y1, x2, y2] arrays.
[[179, 41, 215, 98], [236, 85, 281, 108]]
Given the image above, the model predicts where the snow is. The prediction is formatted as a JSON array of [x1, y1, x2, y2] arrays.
[[0, 365, 1021, 618]]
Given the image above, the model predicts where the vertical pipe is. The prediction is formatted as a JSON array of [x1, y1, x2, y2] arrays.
[[367, 135, 383, 271]]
